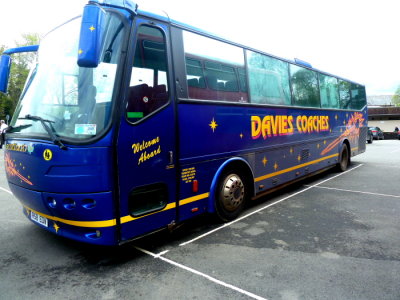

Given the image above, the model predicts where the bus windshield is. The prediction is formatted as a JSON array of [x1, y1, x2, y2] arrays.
[[10, 13, 125, 141]]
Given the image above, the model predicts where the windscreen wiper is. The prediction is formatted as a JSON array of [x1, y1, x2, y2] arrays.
[[18, 114, 67, 150], [4, 124, 33, 133]]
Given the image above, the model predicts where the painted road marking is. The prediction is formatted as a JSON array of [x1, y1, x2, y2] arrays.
[[306, 185, 400, 198], [179, 164, 364, 247], [134, 246, 268, 300], [0, 186, 12, 195]]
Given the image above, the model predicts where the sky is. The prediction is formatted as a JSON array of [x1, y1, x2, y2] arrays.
[[0, 0, 399, 96]]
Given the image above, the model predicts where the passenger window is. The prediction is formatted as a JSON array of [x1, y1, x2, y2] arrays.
[[204, 61, 238, 92], [183, 31, 248, 102], [290, 65, 320, 108], [339, 80, 351, 109], [246, 51, 291, 106], [350, 83, 366, 110], [186, 58, 206, 88], [126, 26, 169, 121], [319, 74, 339, 109]]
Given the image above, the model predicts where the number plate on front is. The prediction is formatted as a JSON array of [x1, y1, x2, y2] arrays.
[[30, 211, 48, 227]]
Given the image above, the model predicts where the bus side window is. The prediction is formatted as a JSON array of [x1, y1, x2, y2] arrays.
[[339, 80, 351, 109], [290, 65, 320, 108], [126, 26, 169, 121], [350, 83, 366, 110], [183, 30, 248, 102], [246, 50, 291, 106], [319, 74, 339, 109]]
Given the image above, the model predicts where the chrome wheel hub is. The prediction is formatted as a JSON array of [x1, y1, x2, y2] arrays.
[[221, 174, 245, 211]]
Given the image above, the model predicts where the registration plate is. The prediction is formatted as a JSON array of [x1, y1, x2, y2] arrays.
[[30, 211, 48, 227]]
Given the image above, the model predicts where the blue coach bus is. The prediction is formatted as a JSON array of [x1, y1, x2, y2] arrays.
[[0, 0, 367, 245]]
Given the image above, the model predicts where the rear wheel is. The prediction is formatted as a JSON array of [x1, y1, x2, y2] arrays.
[[337, 144, 350, 172], [215, 171, 248, 222]]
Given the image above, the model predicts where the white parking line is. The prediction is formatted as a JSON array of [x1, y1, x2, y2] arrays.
[[134, 246, 268, 300], [305, 185, 400, 198], [0, 186, 12, 195], [390, 147, 400, 154], [179, 164, 364, 247]]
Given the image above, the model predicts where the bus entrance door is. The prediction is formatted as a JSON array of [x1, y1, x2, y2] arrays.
[[116, 22, 177, 242]]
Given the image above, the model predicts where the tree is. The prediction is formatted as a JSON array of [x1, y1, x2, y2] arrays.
[[0, 33, 40, 122], [392, 86, 400, 107]]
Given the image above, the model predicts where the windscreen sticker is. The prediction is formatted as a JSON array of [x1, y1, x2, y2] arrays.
[[75, 124, 97, 135], [43, 149, 53, 161]]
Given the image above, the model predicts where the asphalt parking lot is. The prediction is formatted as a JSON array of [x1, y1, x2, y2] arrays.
[[1, 140, 399, 300]]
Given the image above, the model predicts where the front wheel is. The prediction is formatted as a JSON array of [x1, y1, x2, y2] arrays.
[[215, 171, 248, 222], [337, 144, 350, 172]]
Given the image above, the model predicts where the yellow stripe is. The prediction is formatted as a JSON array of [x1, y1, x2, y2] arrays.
[[23, 192, 210, 229], [24, 205, 117, 228], [120, 202, 176, 224], [255, 153, 339, 182], [179, 192, 209, 206]]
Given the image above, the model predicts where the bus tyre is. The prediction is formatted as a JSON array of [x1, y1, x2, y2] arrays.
[[215, 171, 247, 222], [337, 144, 350, 172]]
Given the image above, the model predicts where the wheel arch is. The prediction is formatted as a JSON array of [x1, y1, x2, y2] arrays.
[[342, 139, 351, 159], [337, 139, 351, 172], [207, 157, 255, 214]]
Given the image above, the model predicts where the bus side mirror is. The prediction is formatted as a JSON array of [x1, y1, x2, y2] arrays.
[[0, 55, 11, 94], [77, 4, 106, 68]]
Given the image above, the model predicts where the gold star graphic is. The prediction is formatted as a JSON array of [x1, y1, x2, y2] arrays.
[[89, 25, 96, 32], [209, 118, 218, 132], [78, 49, 83, 55], [335, 115, 338, 120], [53, 222, 60, 234], [274, 162, 279, 171], [262, 156, 268, 167], [240, 133, 243, 139], [297, 154, 301, 162], [290, 147, 294, 155], [324, 140, 327, 145]]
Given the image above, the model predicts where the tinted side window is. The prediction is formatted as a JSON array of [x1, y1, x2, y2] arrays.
[[319, 74, 339, 109], [186, 58, 206, 88], [126, 26, 169, 122], [183, 31, 248, 102], [350, 83, 366, 110], [290, 65, 320, 108], [339, 80, 351, 109], [246, 51, 291, 106], [204, 61, 238, 92], [238, 68, 248, 93]]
